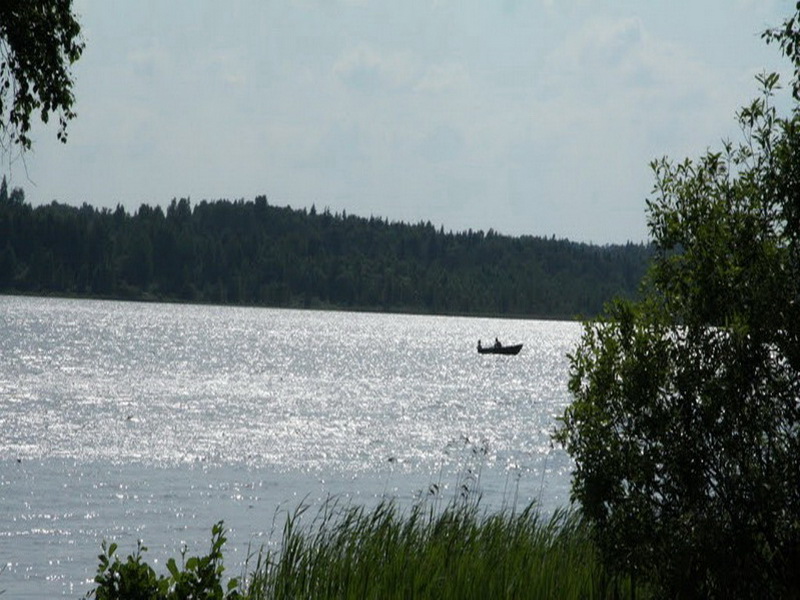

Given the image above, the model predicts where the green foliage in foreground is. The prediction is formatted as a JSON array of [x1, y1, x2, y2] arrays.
[[556, 8, 800, 598], [84, 502, 648, 600], [252, 498, 644, 600], [85, 522, 242, 600], [0, 0, 84, 150]]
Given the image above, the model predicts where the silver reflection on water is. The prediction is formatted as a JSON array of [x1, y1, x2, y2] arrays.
[[0, 296, 580, 597]]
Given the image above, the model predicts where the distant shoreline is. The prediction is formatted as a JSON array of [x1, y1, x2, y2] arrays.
[[0, 290, 581, 322]]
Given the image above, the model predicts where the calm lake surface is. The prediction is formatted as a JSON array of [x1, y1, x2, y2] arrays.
[[0, 295, 581, 598]]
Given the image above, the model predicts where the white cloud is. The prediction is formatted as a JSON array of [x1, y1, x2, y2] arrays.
[[414, 62, 470, 93], [574, 16, 646, 70], [333, 44, 416, 92], [534, 14, 742, 152], [7, 1, 795, 243], [208, 48, 250, 87]]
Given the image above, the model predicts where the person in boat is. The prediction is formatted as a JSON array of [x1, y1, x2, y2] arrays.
[[478, 340, 482, 350], [494, 337, 501, 349]]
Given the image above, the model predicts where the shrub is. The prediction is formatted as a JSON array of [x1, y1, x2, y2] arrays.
[[85, 521, 242, 600], [555, 9, 800, 597]]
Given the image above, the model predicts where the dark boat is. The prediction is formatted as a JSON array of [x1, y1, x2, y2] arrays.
[[477, 341, 523, 355]]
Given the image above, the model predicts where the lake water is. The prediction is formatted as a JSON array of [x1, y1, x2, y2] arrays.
[[0, 296, 581, 598]]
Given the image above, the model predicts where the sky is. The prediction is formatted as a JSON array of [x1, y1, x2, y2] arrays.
[[3, 0, 796, 244]]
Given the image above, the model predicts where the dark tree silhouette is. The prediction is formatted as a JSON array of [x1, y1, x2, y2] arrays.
[[0, 0, 84, 151], [0, 183, 651, 318]]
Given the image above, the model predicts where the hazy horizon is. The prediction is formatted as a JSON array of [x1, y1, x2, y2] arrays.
[[2, 0, 793, 244]]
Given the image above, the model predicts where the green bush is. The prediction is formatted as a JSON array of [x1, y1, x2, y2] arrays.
[[556, 7, 800, 597], [83, 497, 649, 599], [85, 522, 242, 600]]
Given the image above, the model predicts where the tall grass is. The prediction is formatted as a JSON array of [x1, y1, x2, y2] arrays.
[[243, 495, 645, 599]]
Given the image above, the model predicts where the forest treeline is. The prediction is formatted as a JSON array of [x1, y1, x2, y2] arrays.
[[0, 178, 651, 318]]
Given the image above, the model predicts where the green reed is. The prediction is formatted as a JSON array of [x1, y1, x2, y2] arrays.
[[242, 495, 645, 600]]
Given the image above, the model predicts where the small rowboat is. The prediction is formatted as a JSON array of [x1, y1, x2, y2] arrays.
[[477, 342, 523, 355]]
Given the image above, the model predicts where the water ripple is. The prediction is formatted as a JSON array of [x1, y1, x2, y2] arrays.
[[0, 296, 581, 597]]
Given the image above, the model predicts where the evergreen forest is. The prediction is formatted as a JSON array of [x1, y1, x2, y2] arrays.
[[0, 179, 651, 318]]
